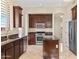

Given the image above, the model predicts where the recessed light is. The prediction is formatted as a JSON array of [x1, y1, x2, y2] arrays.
[[60, 15, 63, 18], [40, 3, 42, 6]]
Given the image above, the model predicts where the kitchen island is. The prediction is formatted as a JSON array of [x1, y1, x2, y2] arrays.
[[43, 39, 59, 59]]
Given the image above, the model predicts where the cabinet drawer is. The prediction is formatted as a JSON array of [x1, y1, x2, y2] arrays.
[[5, 42, 14, 49]]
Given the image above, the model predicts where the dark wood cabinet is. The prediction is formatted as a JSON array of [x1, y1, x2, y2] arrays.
[[14, 40, 20, 59], [72, 5, 77, 20], [5, 42, 14, 59], [28, 32, 36, 45], [29, 14, 52, 28], [13, 6, 23, 27], [1, 36, 27, 59], [6, 47, 14, 59], [1, 45, 6, 59], [43, 40, 59, 59], [19, 38, 24, 56]]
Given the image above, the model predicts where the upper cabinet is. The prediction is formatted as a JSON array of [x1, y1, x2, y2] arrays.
[[29, 14, 52, 28], [71, 5, 77, 20], [13, 6, 23, 27]]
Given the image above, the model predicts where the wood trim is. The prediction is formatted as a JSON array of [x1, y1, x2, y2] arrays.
[[13, 6, 16, 27]]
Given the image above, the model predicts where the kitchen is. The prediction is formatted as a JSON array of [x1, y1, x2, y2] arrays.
[[28, 14, 53, 45], [1, 0, 77, 59]]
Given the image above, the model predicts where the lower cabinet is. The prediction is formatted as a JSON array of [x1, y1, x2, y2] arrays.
[[1, 37, 27, 59], [28, 32, 36, 45], [5, 42, 14, 59], [1, 45, 6, 59], [6, 47, 14, 59], [14, 40, 20, 59], [19, 39, 23, 56]]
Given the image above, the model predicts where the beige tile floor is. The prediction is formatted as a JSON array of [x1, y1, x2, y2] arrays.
[[19, 45, 77, 59], [64, 47, 77, 59]]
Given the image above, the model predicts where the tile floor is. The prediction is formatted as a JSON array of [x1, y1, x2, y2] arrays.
[[19, 45, 76, 59]]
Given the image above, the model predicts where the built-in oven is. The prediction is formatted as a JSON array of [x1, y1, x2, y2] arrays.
[[35, 32, 45, 44], [35, 23, 45, 44]]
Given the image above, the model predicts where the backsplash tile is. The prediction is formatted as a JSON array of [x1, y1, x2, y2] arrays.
[[1, 36, 7, 42], [8, 34, 19, 39]]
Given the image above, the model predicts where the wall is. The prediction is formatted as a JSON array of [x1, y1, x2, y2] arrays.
[[13, 0, 74, 41], [62, 10, 72, 48], [62, 1, 77, 48], [54, 15, 63, 39], [23, 7, 65, 36]]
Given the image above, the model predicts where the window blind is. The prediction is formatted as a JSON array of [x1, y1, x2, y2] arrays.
[[1, 0, 10, 27]]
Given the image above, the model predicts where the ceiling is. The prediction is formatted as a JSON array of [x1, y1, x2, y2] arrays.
[[13, 0, 73, 8]]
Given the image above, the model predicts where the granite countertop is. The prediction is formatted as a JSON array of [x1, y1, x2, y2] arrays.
[[1, 36, 25, 46], [44, 35, 60, 40]]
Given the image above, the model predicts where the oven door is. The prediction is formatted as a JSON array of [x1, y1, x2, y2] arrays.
[[37, 36, 43, 41], [36, 36, 43, 44]]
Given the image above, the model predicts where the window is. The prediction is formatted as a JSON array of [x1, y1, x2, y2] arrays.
[[1, 0, 10, 31]]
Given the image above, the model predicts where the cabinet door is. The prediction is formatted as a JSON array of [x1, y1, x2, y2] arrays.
[[19, 39, 23, 56], [43, 40, 59, 59], [13, 7, 19, 27], [28, 33, 36, 45], [14, 40, 20, 59], [14, 45, 19, 59], [1, 46, 6, 59], [13, 7, 16, 27], [29, 14, 52, 28], [6, 47, 14, 59], [19, 14, 22, 27], [13, 6, 22, 27]]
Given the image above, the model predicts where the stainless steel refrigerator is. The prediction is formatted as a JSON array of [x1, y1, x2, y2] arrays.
[[69, 20, 77, 55]]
